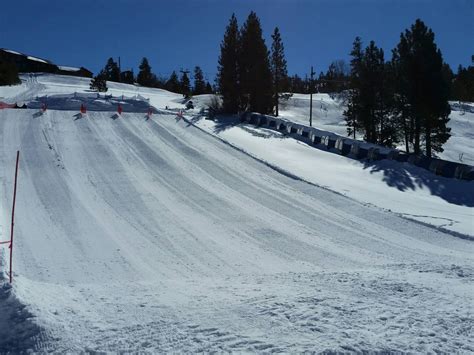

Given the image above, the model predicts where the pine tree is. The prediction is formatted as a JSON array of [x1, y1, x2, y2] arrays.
[[289, 74, 305, 93], [452, 64, 474, 102], [120, 69, 134, 84], [180, 71, 191, 98], [104, 58, 120, 82], [165, 71, 180, 93], [217, 14, 241, 114], [344, 37, 397, 146], [344, 37, 363, 139], [90, 70, 108, 92], [205, 81, 213, 94], [271, 27, 288, 116], [239, 12, 273, 114], [363, 41, 385, 143], [321, 60, 350, 93], [193, 66, 207, 95], [137, 57, 154, 87], [393, 19, 451, 156]]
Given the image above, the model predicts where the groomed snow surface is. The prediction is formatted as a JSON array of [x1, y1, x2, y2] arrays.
[[0, 74, 473, 352]]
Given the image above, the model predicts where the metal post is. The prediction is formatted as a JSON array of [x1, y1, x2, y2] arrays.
[[309, 66, 315, 127], [9, 151, 19, 284]]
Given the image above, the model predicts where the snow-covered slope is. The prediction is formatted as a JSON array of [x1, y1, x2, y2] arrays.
[[0, 75, 473, 352], [276, 93, 474, 165]]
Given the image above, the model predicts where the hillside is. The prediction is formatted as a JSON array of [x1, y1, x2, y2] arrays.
[[0, 74, 473, 352]]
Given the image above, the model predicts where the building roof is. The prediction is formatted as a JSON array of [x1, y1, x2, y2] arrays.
[[0, 48, 53, 64]]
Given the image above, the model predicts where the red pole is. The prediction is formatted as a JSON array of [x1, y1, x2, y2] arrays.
[[9, 151, 19, 284]]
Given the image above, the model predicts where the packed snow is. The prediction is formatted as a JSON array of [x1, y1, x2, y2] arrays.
[[0, 74, 473, 352]]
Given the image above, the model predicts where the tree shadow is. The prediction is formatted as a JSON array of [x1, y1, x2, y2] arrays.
[[0, 280, 47, 352], [362, 159, 474, 207], [184, 114, 203, 127], [211, 115, 241, 134]]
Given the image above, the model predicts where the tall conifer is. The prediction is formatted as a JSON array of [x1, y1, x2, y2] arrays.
[[193, 66, 206, 95], [217, 14, 241, 114], [137, 58, 154, 87], [271, 27, 288, 116], [239, 12, 273, 114], [393, 19, 451, 156]]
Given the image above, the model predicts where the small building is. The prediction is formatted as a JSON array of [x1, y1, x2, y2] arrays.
[[57, 65, 93, 78], [0, 48, 92, 78], [0, 48, 57, 73]]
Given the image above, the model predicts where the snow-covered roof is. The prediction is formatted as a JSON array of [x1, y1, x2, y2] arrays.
[[26, 55, 49, 64], [1, 48, 52, 64], [2, 49, 22, 55], [58, 65, 81, 72]]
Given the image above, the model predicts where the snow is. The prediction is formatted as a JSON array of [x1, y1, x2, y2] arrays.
[[0, 74, 473, 352], [26, 56, 49, 64], [58, 65, 80, 72], [194, 118, 474, 236], [2, 49, 23, 56], [274, 93, 474, 165]]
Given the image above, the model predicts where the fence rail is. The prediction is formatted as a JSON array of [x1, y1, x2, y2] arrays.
[[241, 112, 474, 181]]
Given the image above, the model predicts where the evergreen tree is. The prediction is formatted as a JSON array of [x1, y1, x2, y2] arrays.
[[289, 74, 306, 94], [270, 27, 288, 116], [90, 70, 108, 92], [137, 57, 154, 87], [0, 61, 20, 86], [344, 38, 395, 145], [180, 71, 191, 98], [392, 19, 451, 156], [165, 71, 180, 93], [239, 12, 273, 114], [104, 57, 120, 82], [321, 60, 350, 93], [193, 66, 207, 95], [120, 69, 134, 84], [452, 64, 474, 102], [217, 14, 241, 114], [205, 81, 213, 94], [344, 37, 363, 139]]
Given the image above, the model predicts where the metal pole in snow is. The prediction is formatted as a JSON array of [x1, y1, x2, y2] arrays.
[[9, 151, 19, 284], [309, 66, 315, 127]]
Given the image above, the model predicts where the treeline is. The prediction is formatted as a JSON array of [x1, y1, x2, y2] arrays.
[[343, 19, 463, 156], [217, 12, 289, 115], [450, 63, 474, 102], [90, 57, 213, 96], [215, 13, 472, 157]]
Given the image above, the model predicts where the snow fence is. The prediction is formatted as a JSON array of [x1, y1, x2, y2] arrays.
[[27, 93, 157, 114], [240, 112, 474, 181]]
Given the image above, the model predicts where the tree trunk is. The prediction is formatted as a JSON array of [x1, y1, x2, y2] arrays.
[[409, 116, 414, 149], [425, 125, 432, 157], [414, 115, 420, 154], [403, 118, 410, 153], [275, 93, 279, 117]]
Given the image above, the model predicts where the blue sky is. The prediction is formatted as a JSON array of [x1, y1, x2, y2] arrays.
[[1, 0, 472, 81]]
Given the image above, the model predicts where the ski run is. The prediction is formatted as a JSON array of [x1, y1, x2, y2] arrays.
[[0, 74, 473, 352]]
